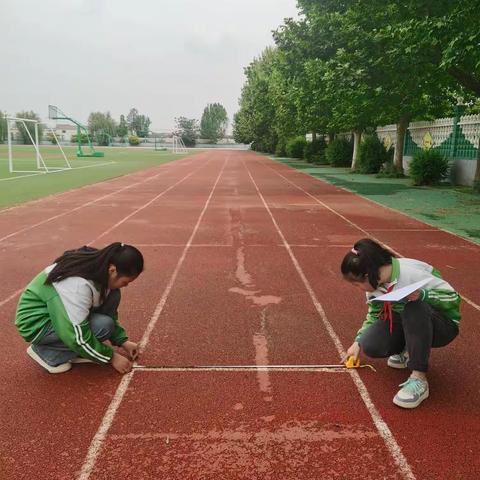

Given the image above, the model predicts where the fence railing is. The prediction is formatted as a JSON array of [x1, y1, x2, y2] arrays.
[[376, 114, 480, 160]]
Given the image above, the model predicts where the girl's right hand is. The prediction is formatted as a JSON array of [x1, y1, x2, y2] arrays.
[[342, 342, 361, 363], [111, 352, 133, 374]]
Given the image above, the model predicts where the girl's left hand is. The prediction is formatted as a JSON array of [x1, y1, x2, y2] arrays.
[[406, 290, 421, 302], [121, 341, 139, 361]]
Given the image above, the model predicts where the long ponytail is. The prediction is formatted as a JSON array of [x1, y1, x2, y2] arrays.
[[340, 238, 395, 289], [45, 242, 144, 299]]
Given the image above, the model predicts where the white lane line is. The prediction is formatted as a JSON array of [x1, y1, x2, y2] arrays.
[[244, 161, 416, 480], [0, 158, 195, 243], [77, 156, 228, 480], [263, 159, 480, 314], [0, 288, 24, 308], [0, 159, 208, 311]]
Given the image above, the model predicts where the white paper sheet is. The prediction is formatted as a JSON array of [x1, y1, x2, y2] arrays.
[[371, 278, 430, 302]]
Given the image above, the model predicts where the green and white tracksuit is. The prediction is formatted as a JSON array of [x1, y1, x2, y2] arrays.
[[15, 265, 128, 363], [355, 257, 461, 342]]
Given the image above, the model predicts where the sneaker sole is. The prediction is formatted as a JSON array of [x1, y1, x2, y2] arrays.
[[393, 390, 429, 409], [27, 346, 72, 374], [387, 359, 408, 369], [70, 357, 95, 364]]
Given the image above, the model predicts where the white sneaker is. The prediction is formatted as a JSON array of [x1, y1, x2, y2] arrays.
[[70, 357, 95, 364], [393, 377, 429, 409], [27, 345, 72, 374], [387, 351, 409, 369]]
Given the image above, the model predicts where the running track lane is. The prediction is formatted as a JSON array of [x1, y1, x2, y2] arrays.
[[1, 151, 479, 479]]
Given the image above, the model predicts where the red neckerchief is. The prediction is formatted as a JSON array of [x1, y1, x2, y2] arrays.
[[381, 285, 395, 334]]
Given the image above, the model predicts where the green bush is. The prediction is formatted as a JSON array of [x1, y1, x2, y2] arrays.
[[275, 138, 287, 157], [408, 149, 449, 185], [286, 136, 308, 159], [325, 138, 353, 167], [357, 135, 389, 174], [304, 137, 327, 164], [71, 133, 89, 144], [128, 135, 140, 146]]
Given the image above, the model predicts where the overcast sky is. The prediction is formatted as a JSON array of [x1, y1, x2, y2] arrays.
[[1, 0, 298, 132]]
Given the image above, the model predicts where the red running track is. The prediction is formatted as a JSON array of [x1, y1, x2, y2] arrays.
[[0, 150, 479, 479]]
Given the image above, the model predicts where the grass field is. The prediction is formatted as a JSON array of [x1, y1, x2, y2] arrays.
[[0, 145, 197, 209]]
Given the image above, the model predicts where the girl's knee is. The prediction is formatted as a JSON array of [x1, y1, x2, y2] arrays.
[[402, 301, 429, 325], [90, 314, 115, 338], [359, 337, 391, 358]]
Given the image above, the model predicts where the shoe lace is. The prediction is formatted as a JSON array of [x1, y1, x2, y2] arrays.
[[399, 378, 426, 395]]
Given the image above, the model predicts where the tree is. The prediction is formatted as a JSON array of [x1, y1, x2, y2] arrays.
[[117, 115, 128, 138], [126, 108, 151, 137], [174, 117, 199, 147], [127, 108, 138, 134], [200, 103, 228, 143], [87, 112, 117, 145], [0, 111, 7, 143], [15, 111, 43, 145], [233, 47, 279, 153]]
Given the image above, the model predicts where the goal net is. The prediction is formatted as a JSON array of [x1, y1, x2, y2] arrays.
[[6, 116, 72, 174], [172, 135, 188, 154]]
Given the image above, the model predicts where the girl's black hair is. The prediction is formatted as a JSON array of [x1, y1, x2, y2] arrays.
[[45, 242, 144, 300], [340, 238, 395, 289]]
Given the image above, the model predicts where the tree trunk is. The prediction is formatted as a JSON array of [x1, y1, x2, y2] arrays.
[[474, 138, 480, 194], [328, 132, 335, 144], [394, 114, 410, 174], [351, 128, 363, 171]]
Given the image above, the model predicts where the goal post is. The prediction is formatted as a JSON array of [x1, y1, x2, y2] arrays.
[[6, 116, 72, 174], [172, 135, 188, 154]]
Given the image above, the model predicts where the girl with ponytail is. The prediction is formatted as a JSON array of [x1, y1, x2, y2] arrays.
[[341, 238, 460, 409], [16, 242, 144, 375]]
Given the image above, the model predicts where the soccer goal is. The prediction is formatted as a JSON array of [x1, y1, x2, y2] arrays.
[[172, 135, 188, 154], [6, 116, 72, 174]]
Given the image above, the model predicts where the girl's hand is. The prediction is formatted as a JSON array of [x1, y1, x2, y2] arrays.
[[121, 341, 139, 361], [342, 342, 361, 363], [111, 352, 133, 374], [406, 290, 421, 302]]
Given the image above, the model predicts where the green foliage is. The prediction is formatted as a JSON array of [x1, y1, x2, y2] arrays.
[[117, 115, 128, 137], [356, 135, 389, 174], [174, 117, 199, 147], [47, 132, 57, 144], [325, 138, 353, 167], [303, 137, 327, 164], [286, 136, 308, 159], [409, 149, 450, 186], [200, 103, 228, 143], [71, 133, 89, 144], [88, 112, 117, 145], [233, 48, 279, 151], [126, 108, 151, 137], [275, 138, 287, 157], [0, 111, 6, 143], [128, 135, 140, 146], [15, 111, 43, 145]]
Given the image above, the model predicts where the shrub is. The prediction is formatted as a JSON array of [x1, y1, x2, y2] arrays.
[[304, 137, 327, 164], [357, 135, 389, 174], [408, 149, 449, 185], [275, 138, 287, 157], [71, 133, 89, 144], [128, 135, 140, 146], [286, 136, 308, 159], [325, 138, 353, 167]]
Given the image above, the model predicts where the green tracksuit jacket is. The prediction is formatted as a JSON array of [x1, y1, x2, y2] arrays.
[[355, 257, 461, 341], [15, 266, 128, 363]]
